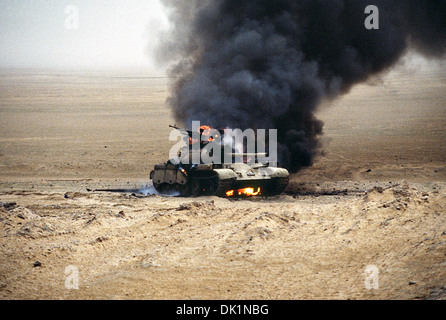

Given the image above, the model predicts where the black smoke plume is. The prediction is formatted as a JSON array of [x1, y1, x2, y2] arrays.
[[157, 0, 446, 172]]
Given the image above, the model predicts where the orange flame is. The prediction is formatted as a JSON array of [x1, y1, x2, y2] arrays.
[[200, 125, 211, 131], [226, 187, 261, 197], [189, 125, 217, 145], [201, 125, 216, 142]]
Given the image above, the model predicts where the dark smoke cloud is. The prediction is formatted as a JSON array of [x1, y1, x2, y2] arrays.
[[157, 0, 446, 172]]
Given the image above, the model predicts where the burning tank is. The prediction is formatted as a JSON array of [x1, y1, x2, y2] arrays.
[[150, 125, 290, 197]]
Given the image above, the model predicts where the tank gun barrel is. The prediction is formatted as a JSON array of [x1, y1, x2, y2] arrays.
[[170, 125, 194, 137]]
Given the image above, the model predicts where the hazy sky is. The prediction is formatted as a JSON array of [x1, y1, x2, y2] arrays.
[[1, 1, 444, 75], [0, 0, 169, 71]]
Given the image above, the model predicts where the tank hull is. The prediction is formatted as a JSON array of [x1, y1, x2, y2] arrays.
[[150, 162, 289, 197]]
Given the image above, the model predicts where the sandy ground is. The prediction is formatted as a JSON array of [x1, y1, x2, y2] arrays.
[[0, 66, 445, 300]]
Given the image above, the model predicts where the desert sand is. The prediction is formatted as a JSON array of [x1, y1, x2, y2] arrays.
[[0, 65, 445, 300]]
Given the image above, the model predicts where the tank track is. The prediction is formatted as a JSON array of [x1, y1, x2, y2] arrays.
[[153, 177, 288, 197], [214, 179, 235, 197], [267, 177, 290, 196]]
